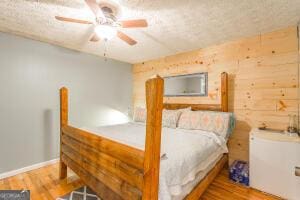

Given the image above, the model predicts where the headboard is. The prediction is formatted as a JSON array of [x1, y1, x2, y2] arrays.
[[163, 72, 228, 112]]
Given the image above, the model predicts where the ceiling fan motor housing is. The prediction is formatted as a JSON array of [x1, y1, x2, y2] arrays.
[[97, 0, 122, 25]]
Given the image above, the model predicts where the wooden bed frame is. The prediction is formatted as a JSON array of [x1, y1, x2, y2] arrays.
[[59, 72, 229, 200]]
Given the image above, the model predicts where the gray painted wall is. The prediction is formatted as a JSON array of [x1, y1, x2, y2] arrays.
[[0, 32, 132, 174]]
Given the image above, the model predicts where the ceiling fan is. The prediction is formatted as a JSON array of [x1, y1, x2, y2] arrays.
[[55, 0, 148, 45]]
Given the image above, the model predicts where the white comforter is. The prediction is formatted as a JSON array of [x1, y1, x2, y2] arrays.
[[83, 122, 228, 200]]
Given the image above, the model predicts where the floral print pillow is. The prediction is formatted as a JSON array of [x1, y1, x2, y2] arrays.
[[178, 110, 234, 138]]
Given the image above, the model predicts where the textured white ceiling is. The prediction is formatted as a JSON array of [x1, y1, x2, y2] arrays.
[[0, 0, 300, 63]]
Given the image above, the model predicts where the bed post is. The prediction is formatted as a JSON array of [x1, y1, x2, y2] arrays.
[[221, 72, 228, 112], [59, 87, 68, 179], [143, 75, 164, 200]]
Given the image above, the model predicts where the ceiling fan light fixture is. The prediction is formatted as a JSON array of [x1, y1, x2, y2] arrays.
[[95, 25, 116, 40]]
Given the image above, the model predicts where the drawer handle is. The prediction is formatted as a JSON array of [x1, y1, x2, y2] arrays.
[[296, 166, 300, 177]]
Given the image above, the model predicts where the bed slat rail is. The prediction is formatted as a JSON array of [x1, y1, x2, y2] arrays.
[[61, 154, 124, 200], [61, 147, 142, 199], [62, 125, 144, 170], [61, 134, 144, 189]]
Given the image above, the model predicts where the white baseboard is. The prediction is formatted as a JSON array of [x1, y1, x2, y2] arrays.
[[0, 158, 59, 179]]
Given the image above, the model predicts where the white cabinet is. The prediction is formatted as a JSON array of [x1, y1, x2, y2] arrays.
[[249, 128, 300, 200]]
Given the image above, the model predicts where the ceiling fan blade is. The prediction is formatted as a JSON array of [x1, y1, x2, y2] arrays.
[[55, 16, 93, 24], [119, 19, 148, 28], [117, 31, 137, 45], [90, 33, 100, 42], [85, 0, 106, 20]]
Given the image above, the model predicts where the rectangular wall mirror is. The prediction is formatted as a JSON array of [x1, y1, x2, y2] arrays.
[[164, 72, 208, 97]]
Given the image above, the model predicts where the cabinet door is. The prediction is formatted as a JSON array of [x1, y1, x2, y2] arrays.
[[250, 136, 300, 200]]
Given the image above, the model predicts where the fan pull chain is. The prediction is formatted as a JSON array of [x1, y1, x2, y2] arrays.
[[103, 38, 108, 61]]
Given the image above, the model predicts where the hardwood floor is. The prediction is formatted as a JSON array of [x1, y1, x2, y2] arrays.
[[0, 163, 281, 200], [0, 164, 82, 199], [200, 168, 281, 200]]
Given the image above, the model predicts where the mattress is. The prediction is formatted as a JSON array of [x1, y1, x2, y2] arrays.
[[83, 122, 228, 200]]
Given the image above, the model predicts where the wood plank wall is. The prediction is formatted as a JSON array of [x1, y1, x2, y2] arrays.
[[132, 26, 299, 164]]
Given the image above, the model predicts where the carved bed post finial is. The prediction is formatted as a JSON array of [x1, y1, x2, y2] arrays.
[[143, 75, 164, 200], [59, 87, 68, 179], [221, 72, 228, 112]]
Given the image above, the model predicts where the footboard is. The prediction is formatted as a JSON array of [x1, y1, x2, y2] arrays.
[[61, 125, 144, 199], [59, 76, 164, 200]]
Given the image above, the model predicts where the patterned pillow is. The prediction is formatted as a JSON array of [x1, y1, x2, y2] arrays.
[[178, 110, 235, 138], [133, 107, 147, 123], [162, 109, 183, 128]]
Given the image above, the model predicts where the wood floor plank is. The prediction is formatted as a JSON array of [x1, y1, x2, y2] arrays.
[[0, 163, 281, 200]]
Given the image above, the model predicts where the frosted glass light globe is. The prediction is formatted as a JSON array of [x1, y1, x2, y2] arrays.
[[95, 25, 117, 40]]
